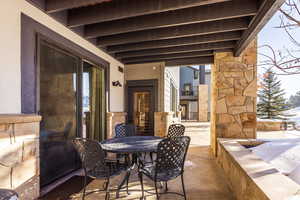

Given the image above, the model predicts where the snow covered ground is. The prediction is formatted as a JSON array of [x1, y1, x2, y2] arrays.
[[285, 106, 300, 125], [251, 139, 300, 185]]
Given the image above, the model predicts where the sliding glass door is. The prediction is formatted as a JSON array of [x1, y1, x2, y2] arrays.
[[38, 38, 106, 187], [82, 61, 106, 141]]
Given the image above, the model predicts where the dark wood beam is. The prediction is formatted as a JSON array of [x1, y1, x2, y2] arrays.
[[46, 0, 110, 13], [122, 50, 215, 64], [165, 56, 214, 66], [85, 0, 257, 38], [116, 41, 236, 59], [125, 56, 214, 65], [107, 31, 241, 53], [97, 18, 249, 46], [68, 0, 230, 27], [234, 0, 285, 56]]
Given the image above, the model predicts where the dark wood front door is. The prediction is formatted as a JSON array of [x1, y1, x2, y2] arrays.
[[127, 85, 156, 136]]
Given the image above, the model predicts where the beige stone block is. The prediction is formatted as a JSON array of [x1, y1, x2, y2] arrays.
[[0, 143, 22, 167], [234, 78, 248, 90], [216, 74, 234, 89], [12, 157, 37, 188], [0, 165, 11, 188], [245, 70, 254, 83], [14, 122, 39, 142], [216, 98, 227, 114], [228, 106, 246, 115], [217, 114, 235, 124], [219, 88, 234, 98], [0, 124, 13, 146], [243, 78, 257, 97], [234, 88, 243, 96], [23, 139, 38, 161], [220, 62, 248, 72], [226, 96, 246, 106], [223, 72, 244, 78], [245, 97, 255, 112], [227, 123, 243, 136]]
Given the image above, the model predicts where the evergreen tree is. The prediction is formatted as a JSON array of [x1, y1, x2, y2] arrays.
[[257, 68, 290, 119], [289, 91, 300, 108]]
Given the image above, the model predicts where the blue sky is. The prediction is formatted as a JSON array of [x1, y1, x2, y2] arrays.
[[258, 10, 300, 98]]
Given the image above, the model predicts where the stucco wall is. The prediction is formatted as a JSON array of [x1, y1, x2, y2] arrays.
[[125, 62, 165, 112], [0, 0, 124, 114]]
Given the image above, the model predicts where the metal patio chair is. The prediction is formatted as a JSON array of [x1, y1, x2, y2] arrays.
[[167, 124, 185, 138], [138, 136, 191, 200], [115, 123, 137, 138], [72, 138, 129, 200]]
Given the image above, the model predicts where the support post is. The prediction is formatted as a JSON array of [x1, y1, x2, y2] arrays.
[[211, 39, 257, 155]]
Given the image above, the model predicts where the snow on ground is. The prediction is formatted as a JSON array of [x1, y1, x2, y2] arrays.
[[285, 106, 300, 124], [251, 139, 300, 185]]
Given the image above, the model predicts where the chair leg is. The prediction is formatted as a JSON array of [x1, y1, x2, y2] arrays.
[[126, 175, 129, 195], [154, 181, 159, 200], [165, 181, 168, 192], [181, 175, 187, 200], [150, 152, 153, 163], [82, 175, 87, 200], [138, 172, 145, 200], [105, 177, 110, 200]]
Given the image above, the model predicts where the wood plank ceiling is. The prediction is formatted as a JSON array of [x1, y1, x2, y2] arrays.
[[44, 0, 285, 66]]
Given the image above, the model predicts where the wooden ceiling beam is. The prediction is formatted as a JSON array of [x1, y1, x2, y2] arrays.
[[125, 56, 214, 65], [46, 0, 111, 13], [122, 50, 215, 64], [116, 41, 236, 59], [107, 31, 241, 53], [68, 0, 230, 27], [165, 56, 214, 66], [97, 18, 249, 46], [85, 0, 257, 38], [234, 0, 285, 56]]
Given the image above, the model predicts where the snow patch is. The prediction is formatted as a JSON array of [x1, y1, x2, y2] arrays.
[[251, 139, 300, 184]]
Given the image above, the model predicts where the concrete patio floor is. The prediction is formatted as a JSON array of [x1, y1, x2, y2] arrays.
[[40, 122, 235, 200]]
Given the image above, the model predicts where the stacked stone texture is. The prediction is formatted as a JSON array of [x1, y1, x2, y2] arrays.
[[0, 115, 41, 200], [212, 40, 257, 143]]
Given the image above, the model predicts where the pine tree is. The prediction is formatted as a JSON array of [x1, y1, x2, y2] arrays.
[[257, 68, 290, 119], [289, 91, 300, 108]]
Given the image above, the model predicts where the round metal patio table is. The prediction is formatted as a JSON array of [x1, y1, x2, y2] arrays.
[[101, 136, 162, 153], [100, 136, 163, 197]]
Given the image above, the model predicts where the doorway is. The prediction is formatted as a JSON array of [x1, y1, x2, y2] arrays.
[[127, 80, 158, 136]]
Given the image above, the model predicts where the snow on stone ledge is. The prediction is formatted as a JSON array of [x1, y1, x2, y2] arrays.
[[251, 139, 300, 184]]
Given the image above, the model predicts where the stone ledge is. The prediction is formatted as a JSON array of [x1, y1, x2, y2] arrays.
[[217, 138, 300, 200], [0, 114, 41, 124]]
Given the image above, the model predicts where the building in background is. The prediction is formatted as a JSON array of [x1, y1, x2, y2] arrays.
[[180, 65, 211, 121]]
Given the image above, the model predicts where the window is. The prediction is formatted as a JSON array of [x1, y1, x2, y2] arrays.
[[170, 82, 178, 115], [194, 70, 199, 79], [184, 83, 192, 91]]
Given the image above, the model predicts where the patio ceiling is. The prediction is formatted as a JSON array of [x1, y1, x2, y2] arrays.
[[45, 0, 285, 65]]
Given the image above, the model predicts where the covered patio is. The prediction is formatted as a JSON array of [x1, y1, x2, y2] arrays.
[[0, 0, 289, 200], [41, 126, 235, 200]]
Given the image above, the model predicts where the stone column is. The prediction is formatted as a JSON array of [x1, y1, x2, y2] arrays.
[[198, 85, 209, 122], [154, 112, 174, 137], [211, 40, 257, 155], [106, 112, 127, 138]]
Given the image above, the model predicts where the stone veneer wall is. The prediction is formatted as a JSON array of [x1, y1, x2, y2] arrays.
[[211, 40, 257, 155], [217, 139, 300, 200], [198, 85, 209, 122], [0, 114, 41, 200], [106, 112, 127, 138], [154, 112, 177, 137]]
